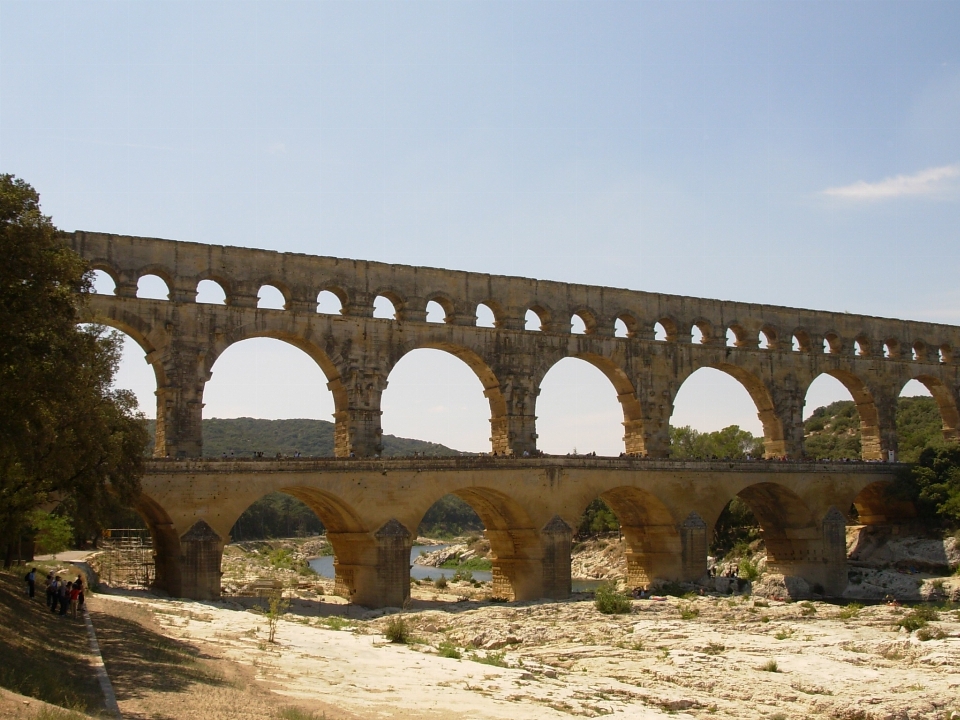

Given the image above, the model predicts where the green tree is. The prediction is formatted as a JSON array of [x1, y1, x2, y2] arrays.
[[891, 445, 960, 526], [576, 498, 620, 538], [670, 425, 765, 459], [0, 175, 147, 562]]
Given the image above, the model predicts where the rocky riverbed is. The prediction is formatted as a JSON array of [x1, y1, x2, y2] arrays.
[[88, 584, 960, 720]]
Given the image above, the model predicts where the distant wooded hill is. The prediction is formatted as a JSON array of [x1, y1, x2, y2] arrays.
[[146, 418, 459, 458]]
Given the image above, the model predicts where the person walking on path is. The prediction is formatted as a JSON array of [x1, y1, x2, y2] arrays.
[[69, 582, 80, 619], [45, 571, 55, 608], [59, 581, 71, 617], [74, 575, 85, 612], [49, 576, 61, 613], [24, 568, 36, 598]]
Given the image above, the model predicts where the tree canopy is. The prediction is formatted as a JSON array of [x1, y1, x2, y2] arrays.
[[0, 175, 147, 560]]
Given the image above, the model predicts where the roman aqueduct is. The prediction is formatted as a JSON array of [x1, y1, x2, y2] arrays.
[[70, 232, 960, 605]]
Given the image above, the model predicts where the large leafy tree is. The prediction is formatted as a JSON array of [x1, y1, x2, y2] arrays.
[[0, 175, 147, 561]]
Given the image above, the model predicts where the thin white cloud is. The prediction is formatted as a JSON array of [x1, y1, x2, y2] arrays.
[[822, 164, 959, 200]]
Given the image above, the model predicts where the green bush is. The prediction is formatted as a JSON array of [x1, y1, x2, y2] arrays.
[[437, 640, 461, 658], [384, 615, 410, 644], [759, 660, 779, 673], [898, 607, 939, 632], [838, 602, 863, 620], [678, 603, 700, 620], [594, 584, 632, 615], [471, 650, 507, 667], [434, 575, 448, 590], [738, 557, 760, 581]]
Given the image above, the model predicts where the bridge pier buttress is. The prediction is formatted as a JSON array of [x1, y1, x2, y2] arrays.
[[153, 345, 209, 458], [489, 371, 539, 455], [762, 508, 849, 598], [329, 521, 413, 608], [177, 520, 224, 600], [331, 368, 386, 457], [541, 516, 573, 600]]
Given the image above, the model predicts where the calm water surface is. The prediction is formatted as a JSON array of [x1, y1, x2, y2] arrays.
[[307, 544, 604, 592]]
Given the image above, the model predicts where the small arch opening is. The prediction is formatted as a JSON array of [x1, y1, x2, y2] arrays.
[[257, 285, 286, 310], [691, 326, 704, 344], [571, 314, 587, 335], [615, 313, 638, 338], [725, 327, 741, 347], [792, 330, 811, 353], [855, 337, 870, 357], [196, 279, 227, 305], [476, 303, 496, 328], [883, 339, 899, 359], [525, 309, 544, 331], [759, 327, 777, 350], [912, 341, 926, 362], [654, 318, 676, 342], [939, 345, 952, 364], [426, 300, 447, 323], [823, 333, 842, 354], [317, 290, 344, 315], [91, 269, 117, 295], [137, 274, 170, 300], [614, 318, 630, 338], [373, 295, 398, 320]]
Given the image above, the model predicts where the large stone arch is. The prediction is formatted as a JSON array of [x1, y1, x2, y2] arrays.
[[79, 304, 171, 455], [673, 363, 786, 458], [850, 480, 915, 525], [204, 328, 348, 413], [582, 486, 683, 588], [905, 374, 960, 444], [806, 370, 885, 460], [386, 340, 507, 452], [713, 481, 821, 583], [412, 486, 542, 601], [134, 492, 182, 597], [534, 351, 644, 455]]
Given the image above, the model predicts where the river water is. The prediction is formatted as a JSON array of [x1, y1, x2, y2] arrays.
[[308, 544, 604, 592]]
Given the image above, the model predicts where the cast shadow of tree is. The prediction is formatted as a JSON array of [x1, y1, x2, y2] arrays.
[[91, 610, 228, 700]]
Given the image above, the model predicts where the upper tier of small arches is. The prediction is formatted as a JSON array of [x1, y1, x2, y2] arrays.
[[80, 231, 959, 366]]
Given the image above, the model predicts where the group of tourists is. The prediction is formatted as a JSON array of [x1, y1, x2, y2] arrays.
[[23, 568, 85, 619]]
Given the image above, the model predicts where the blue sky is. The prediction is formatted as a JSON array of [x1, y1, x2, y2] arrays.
[[2, 1, 958, 453]]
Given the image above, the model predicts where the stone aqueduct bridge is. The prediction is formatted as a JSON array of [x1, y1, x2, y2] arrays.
[[71, 232, 959, 605]]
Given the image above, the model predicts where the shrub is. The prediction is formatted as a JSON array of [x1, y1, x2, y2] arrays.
[[702, 642, 725, 655], [434, 575, 448, 590], [678, 603, 700, 620], [266, 591, 289, 643], [471, 650, 507, 667], [384, 616, 410, 644], [759, 660, 779, 673], [898, 607, 939, 632], [438, 640, 461, 658], [838, 602, 863, 620], [916, 626, 947, 641], [594, 584, 632, 615], [799, 601, 817, 617], [738, 558, 760, 581]]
